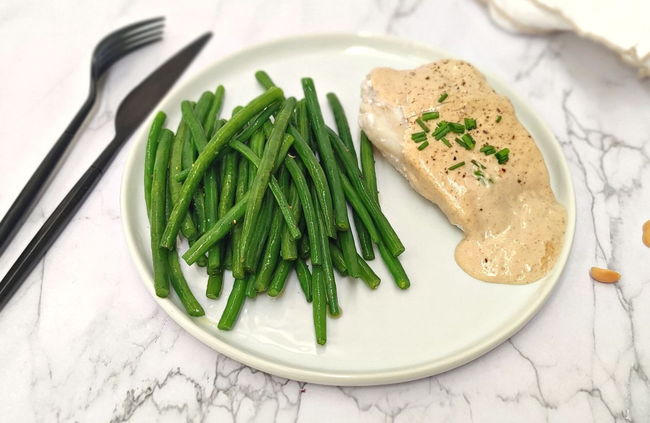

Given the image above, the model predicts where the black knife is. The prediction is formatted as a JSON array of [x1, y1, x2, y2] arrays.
[[0, 32, 212, 312]]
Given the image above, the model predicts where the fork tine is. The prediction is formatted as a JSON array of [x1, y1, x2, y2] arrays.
[[97, 35, 164, 75], [94, 17, 164, 57], [97, 25, 164, 63]]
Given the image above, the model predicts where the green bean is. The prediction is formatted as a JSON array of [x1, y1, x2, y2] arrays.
[[326, 93, 356, 156], [206, 268, 224, 299], [328, 127, 405, 257], [218, 278, 247, 330], [338, 218, 359, 278], [169, 119, 199, 241], [234, 102, 281, 144], [182, 100, 222, 273], [249, 129, 265, 190], [311, 187, 339, 316], [286, 125, 335, 238], [262, 120, 273, 139], [312, 266, 327, 345], [231, 157, 250, 279], [295, 259, 312, 302], [328, 241, 348, 276], [181, 101, 197, 172], [272, 134, 294, 174], [252, 199, 284, 291], [330, 243, 380, 289], [232, 105, 243, 116], [219, 153, 238, 219], [174, 168, 190, 183], [150, 129, 173, 297], [338, 173, 380, 243], [144, 111, 166, 218], [302, 78, 349, 231], [204, 85, 225, 138], [162, 87, 284, 249], [245, 274, 258, 298], [167, 248, 205, 316], [356, 131, 377, 260], [280, 180, 301, 261], [326, 94, 375, 261], [243, 191, 274, 274], [378, 241, 410, 290], [229, 140, 302, 241], [224, 238, 233, 270], [182, 191, 249, 265], [268, 260, 293, 297], [299, 234, 310, 260], [285, 157, 321, 265], [240, 98, 297, 262], [360, 130, 378, 202], [255, 70, 276, 90]]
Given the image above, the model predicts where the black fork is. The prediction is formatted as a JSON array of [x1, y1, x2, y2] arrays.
[[0, 17, 165, 256]]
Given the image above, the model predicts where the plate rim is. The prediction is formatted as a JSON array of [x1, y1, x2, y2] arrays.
[[120, 32, 576, 386]]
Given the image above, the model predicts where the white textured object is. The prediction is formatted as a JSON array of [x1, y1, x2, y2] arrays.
[[488, 0, 571, 34], [483, 0, 650, 76]]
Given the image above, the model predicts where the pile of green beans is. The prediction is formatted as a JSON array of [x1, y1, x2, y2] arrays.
[[145, 73, 409, 346]]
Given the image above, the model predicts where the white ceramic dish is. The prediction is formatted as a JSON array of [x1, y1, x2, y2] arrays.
[[121, 33, 576, 386]]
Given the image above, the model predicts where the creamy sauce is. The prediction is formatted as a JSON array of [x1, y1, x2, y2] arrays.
[[362, 60, 567, 284]]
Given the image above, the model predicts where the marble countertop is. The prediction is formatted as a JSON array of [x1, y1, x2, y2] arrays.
[[1, 0, 649, 421]]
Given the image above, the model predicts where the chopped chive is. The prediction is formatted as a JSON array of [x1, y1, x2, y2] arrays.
[[495, 148, 510, 164], [461, 134, 476, 150], [496, 115, 502, 123], [417, 141, 430, 151], [471, 159, 486, 169], [411, 131, 427, 141], [455, 137, 469, 149], [440, 137, 452, 148], [433, 122, 451, 140], [464, 118, 476, 130], [448, 161, 465, 171], [479, 144, 494, 152], [438, 92, 448, 103], [415, 118, 429, 133], [422, 111, 439, 121], [448, 122, 465, 134], [481, 147, 496, 155], [474, 170, 485, 177]]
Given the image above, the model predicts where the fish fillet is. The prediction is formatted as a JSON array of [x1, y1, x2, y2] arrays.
[[359, 60, 567, 284]]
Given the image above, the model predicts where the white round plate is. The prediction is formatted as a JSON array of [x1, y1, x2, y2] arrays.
[[121, 33, 575, 386]]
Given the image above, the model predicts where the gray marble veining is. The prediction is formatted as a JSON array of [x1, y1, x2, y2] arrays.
[[1, 0, 649, 421]]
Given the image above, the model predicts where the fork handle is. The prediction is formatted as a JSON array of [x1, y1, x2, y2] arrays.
[[0, 165, 103, 312], [0, 92, 96, 256]]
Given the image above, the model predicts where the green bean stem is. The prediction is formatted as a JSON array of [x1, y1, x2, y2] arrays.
[[243, 191, 274, 274], [231, 157, 250, 279], [360, 131, 378, 202], [330, 242, 380, 289], [339, 173, 380, 243], [280, 180, 301, 261], [245, 274, 258, 299]]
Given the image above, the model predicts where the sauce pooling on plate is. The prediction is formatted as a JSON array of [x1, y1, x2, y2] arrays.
[[359, 60, 567, 284]]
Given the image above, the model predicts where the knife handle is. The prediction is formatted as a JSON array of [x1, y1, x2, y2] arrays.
[[0, 94, 96, 257], [0, 165, 103, 312]]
